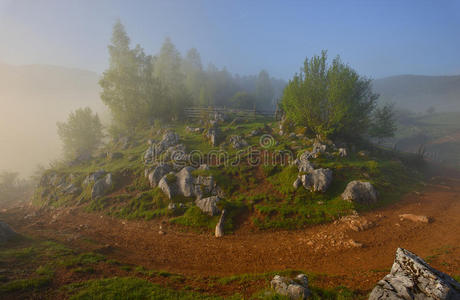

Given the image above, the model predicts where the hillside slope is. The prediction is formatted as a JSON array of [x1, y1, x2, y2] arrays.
[[373, 74, 460, 112], [0, 63, 104, 176]]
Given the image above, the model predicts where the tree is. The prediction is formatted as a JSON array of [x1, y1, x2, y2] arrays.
[[57, 107, 103, 160], [100, 20, 162, 133], [255, 70, 274, 110], [369, 103, 397, 143], [229, 92, 257, 109], [281, 51, 378, 140], [154, 38, 191, 120], [182, 48, 204, 104]]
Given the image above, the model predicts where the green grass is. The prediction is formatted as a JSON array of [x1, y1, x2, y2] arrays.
[[64, 277, 223, 300]]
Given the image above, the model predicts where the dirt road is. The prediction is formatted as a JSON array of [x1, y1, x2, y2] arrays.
[[2, 174, 459, 292]]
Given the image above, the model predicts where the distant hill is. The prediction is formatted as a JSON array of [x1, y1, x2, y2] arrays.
[[0, 63, 104, 177], [373, 74, 460, 113]]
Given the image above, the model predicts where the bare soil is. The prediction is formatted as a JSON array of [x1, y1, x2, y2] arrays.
[[2, 171, 460, 294]]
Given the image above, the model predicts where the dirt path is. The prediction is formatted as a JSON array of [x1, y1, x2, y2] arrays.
[[2, 175, 460, 292]]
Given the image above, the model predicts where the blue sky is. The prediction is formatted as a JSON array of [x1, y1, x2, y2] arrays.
[[0, 0, 459, 79]]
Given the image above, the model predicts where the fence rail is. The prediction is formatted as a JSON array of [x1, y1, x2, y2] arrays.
[[184, 106, 276, 119]]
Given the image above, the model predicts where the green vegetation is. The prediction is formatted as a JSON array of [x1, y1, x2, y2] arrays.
[[281, 50, 378, 140], [57, 107, 103, 160], [65, 277, 222, 300], [0, 237, 366, 299]]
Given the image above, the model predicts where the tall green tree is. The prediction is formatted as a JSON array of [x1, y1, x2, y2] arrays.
[[281, 51, 378, 140], [369, 103, 397, 143], [100, 20, 158, 133], [57, 107, 103, 160], [182, 48, 204, 104], [154, 38, 190, 119], [256, 70, 274, 110]]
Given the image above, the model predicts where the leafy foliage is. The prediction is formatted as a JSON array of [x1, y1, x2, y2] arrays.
[[281, 51, 378, 140], [56, 107, 103, 159]]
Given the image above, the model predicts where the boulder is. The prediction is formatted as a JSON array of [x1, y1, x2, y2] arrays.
[[195, 196, 221, 216], [194, 175, 215, 199], [270, 274, 310, 299], [293, 177, 302, 190], [158, 173, 177, 199], [312, 142, 327, 154], [341, 181, 377, 205], [294, 152, 315, 173], [158, 131, 180, 152], [229, 135, 248, 149], [61, 183, 82, 195], [83, 170, 106, 186], [369, 248, 460, 300], [148, 164, 171, 188], [0, 221, 17, 243], [215, 209, 226, 238], [207, 126, 221, 147], [176, 166, 196, 197], [249, 128, 262, 137], [338, 148, 348, 157], [91, 173, 113, 199], [301, 168, 333, 192]]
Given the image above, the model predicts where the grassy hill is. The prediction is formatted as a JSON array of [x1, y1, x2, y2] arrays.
[[373, 74, 460, 113], [33, 116, 423, 233]]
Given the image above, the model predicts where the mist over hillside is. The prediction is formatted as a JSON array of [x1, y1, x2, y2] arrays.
[[0, 63, 104, 177], [373, 74, 460, 112]]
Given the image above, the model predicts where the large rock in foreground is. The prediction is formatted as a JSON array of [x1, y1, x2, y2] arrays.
[[271, 274, 310, 299], [0, 221, 17, 243], [369, 248, 460, 300], [341, 181, 377, 205]]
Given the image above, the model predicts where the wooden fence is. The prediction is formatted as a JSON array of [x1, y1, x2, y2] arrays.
[[184, 106, 276, 120]]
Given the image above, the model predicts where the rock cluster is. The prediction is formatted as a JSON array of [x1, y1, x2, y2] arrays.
[[271, 274, 310, 299], [369, 248, 460, 300], [156, 165, 223, 210], [144, 131, 181, 164], [229, 135, 248, 149]]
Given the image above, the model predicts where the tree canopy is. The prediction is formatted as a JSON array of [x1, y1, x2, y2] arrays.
[[99, 20, 285, 134], [57, 107, 103, 160], [281, 51, 378, 140]]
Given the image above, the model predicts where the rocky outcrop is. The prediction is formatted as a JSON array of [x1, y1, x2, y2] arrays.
[[195, 196, 221, 216], [148, 164, 172, 188], [176, 166, 196, 197], [301, 168, 333, 192], [0, 222, 17, 243], [144, 131, 180, 164], [158, 173, 177, 199], [293, 152, 315, 173], [341, 181, 377, 205], [229, 135, 248, 149], [215, 209, 226, 237], [270, 274, 310, 299], [83, 170, 106, 186], [91, 173, 113, 199], [369, 248, 460, 300]]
